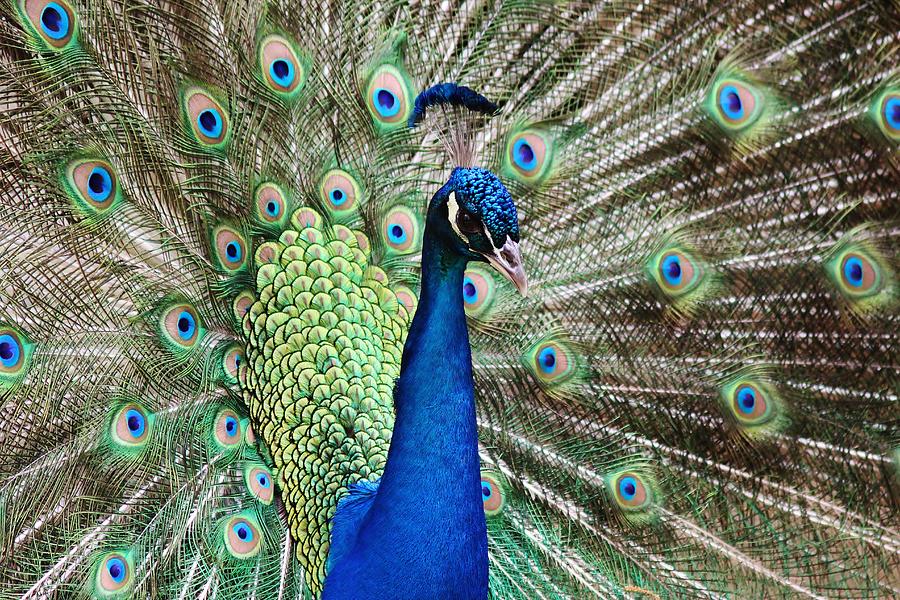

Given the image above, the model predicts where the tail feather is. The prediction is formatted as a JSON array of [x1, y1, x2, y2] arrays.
[[1, 0, 898, 598]]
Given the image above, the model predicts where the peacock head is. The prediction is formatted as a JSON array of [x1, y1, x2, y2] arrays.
[[430, 167, 527, 296]]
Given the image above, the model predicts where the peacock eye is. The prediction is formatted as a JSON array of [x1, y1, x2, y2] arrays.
[[456, 210, 481, 235]]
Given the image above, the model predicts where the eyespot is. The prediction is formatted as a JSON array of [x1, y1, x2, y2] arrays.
[[245, 465, 274, 505], [254, 182, 287, 225], [320, 169, 362, 215], [480, 471, 506, 517], [504, 130, 552, 183], [382, 206, 420, 253], [365, 64, 413, 129], [840, 253, 879, 295], [111, 403, 151, 447], [462, 266, 496, 317], [95, 552, 131, 593], [658, 251, 697, 292], [224, 515, 262, 558], [64, 159, 121, 214], [524, 337, 576, 386], [709, 78, 764, 132], [870, 89, 900, 142], [18, 0, 76, 49], [221, 344, 243, 384], [183, 87, 229, 148], [611, 472, 650, 510], [717, 376, 782, 430], [258, 35, 305, 96], [648, 247, 705, 298], [212, 225, 248, 272], [214, 409, 242, 447], [160, 304, 202, 351], [0, 327, 31, 380]]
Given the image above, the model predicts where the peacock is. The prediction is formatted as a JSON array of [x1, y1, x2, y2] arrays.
[[0, 0, 898, 597]]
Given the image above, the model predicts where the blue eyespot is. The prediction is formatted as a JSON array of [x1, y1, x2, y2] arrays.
[[462, 277, 478, 304], [372, 88, 400, 118], [0, 334, 21, 368], [86, 166, 112, 202], [225, 416, 238, 437], [197, 109, 223, 139], [232, 522, 253, 542], [843, 256, 864, 288], [40, 2, 70, 40], [176, 311, 196, 341], [106, 557, 126, 583], [125, 409, 145, 437], [387, 223, 406, 244], [885, 97, 900, 130], [661, 254, 682, 286], [329, 189, 346, 206], [225, 241, 242, 263], [537, 347, 557, 374], [269, 58, 295, 88], [481, 483, 492, 500], [718, 85, 744, 120], [256, 472, 270, 488], [618, 476, 637, 501], [512, 139, 537, 171], [737, 386, 756, 414], [265, 200, 280, 217]]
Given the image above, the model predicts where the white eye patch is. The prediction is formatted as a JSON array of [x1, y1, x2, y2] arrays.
[[447, 191, 463, 240]]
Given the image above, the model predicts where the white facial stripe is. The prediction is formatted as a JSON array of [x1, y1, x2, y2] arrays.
[[447, 191, 464, 240]]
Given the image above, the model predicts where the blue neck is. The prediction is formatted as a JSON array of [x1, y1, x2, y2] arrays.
[[324, 221, 488, 598]]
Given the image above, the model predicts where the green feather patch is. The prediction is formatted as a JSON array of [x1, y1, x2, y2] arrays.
[[462, 264, 498, 319], [15, 0, 78, 51], [61, 157, 124, 216], [381, 204, 422, 255], [502, 126, 555, 185], [644, 236, 719, 318], [157, 302, 205, 354], [108, 402, 154, 452], [364, 64, 414, 132], [867, 85, 899, 144], [91, 550, 133, 597], [703, 62, 783, 154], [605, 468, 660, 526], [319, 168, 363, 219], [218, 342, 244, 385], [0, 324, 34, 386], [718, 369, 787, 440], [522, 333, 582, 391], [257, 33, 309, 101], [210, 407, 245, 452], [210, 223, 251, 274], [221, 512, 263, 559], [245, 464, 275, 505], [480, 469, 507, 518], [254, 181, 290, 229], [181, 85, 231, 150], [823, 227, 896, 315]]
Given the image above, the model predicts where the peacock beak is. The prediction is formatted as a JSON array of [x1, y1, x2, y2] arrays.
[[483, 238, 528, 297]]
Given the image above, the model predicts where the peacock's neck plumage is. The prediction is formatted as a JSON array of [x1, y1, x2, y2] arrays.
[[323, 210, 488, 598]]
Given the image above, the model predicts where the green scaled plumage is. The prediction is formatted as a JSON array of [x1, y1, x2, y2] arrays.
[[1, 1, 898, 599]]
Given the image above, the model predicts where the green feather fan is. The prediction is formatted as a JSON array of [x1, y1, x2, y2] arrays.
[[0, 0, 897, 598]]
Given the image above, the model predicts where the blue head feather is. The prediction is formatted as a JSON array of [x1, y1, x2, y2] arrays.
[[448, 167, 519, 244]]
